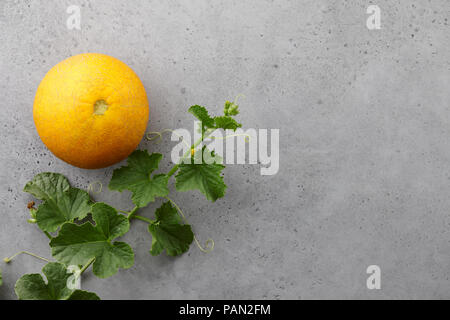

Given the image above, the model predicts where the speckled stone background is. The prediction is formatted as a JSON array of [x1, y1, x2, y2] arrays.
[[1, 0, 449, 300]]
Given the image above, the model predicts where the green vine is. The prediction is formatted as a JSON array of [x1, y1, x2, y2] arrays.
[[2, 101, 242, 300]]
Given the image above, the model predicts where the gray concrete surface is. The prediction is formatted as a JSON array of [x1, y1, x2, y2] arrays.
[[1, 0, 450, 300]]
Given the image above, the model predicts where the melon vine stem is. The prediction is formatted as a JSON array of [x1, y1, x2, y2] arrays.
[[167, 129, 213, 178], [3, 251, 51, 264], [127, 206, 139, 221], [131, 215, 154, 224], [80, 257, 95, 275], [117, 208, 152, 224], [122, 129, 214, 226], [127, 129, 213, 223]]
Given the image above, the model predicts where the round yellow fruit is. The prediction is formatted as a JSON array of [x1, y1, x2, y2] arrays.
[[33, 53, 149, 169]]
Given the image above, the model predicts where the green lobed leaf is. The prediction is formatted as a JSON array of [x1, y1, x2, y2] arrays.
[[109, 151, 169, 208], [189, 103, 242, 133], [148, 202, 194, 256], [36, 188, 91, 233], [23, 173, 92, 232], [14, 262, 99, 300], [189, 105, 215, 129], [67, 290, 101, 300], [23, 172, 70, 200], [50, 202, 134, 279], [214, 116, 242, 131], [175, 148, 227, 202]]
